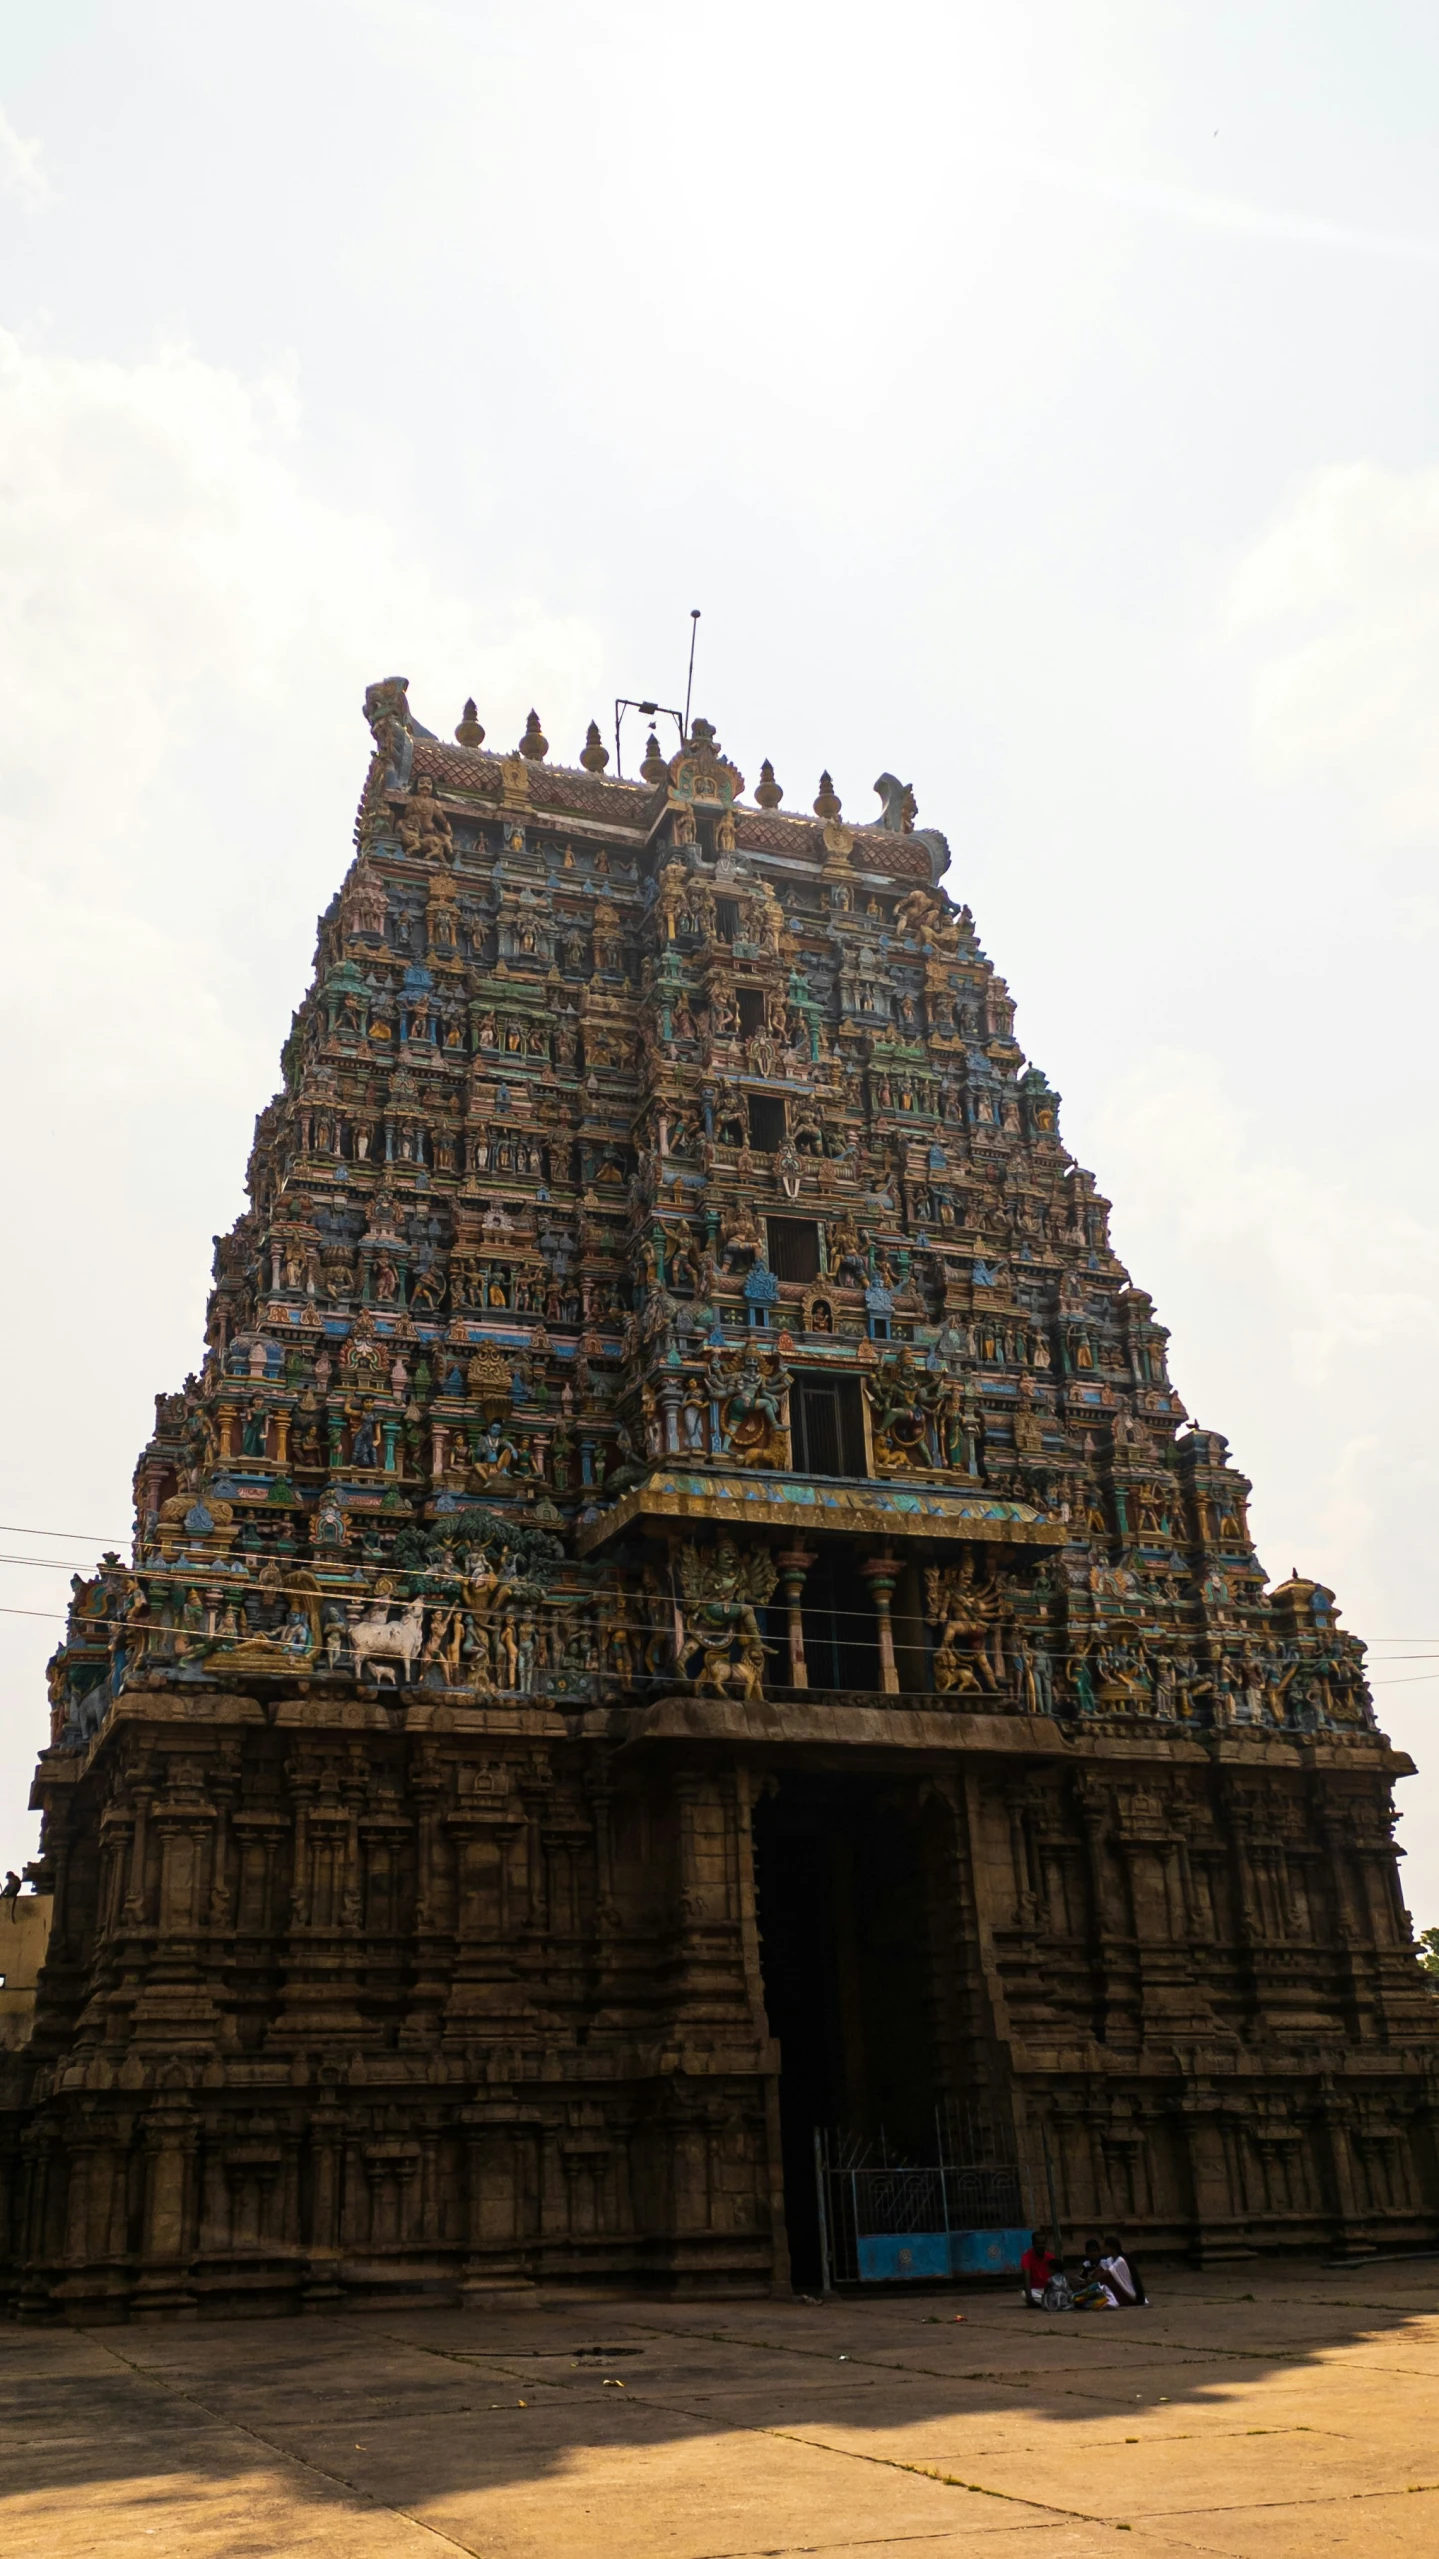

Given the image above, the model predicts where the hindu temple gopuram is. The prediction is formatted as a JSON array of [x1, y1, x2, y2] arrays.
[[6, 679, 1437, 2319]]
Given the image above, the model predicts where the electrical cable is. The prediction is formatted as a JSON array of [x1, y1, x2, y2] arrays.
[[0, 1516, 1429, 1697], [0, 1522, 128, 1545], [2, 1569, 1435, 1656], [9, 1596, 1424, 1667], [0, 1554, 111, 1573], [0, 1514, 1413, 1617], [0, 1517, 1431, 1630]]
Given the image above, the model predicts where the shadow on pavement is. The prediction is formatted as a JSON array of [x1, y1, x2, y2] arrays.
[[2, 2260, 1436, 2555]]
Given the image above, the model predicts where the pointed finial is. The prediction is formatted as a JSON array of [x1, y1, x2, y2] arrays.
[[640, 728, 670, 785], [813, 770, 842, 821], [579, 719, 610, 773], [755, 758, 783, 810], [518, 709, 549, 761], [455, 698, 485, 748]]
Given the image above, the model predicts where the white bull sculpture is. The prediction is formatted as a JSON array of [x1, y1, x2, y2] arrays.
[[349, 1597, 426, 1685]]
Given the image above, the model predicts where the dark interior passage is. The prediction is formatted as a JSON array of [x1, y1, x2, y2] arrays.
[[797, 1546, 879, 1690], [789, 1375, 866, 1478], [752, 1774, 943, 2291], [766, 1216, 821, 1284]]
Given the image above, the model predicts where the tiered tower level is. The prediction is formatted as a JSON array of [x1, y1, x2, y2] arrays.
[[9, 681, 1437, 2319]]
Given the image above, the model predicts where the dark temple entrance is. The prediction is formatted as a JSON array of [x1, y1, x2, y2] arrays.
[[752, 1772, 945, 2291], [798, 1548, 880, 1691]]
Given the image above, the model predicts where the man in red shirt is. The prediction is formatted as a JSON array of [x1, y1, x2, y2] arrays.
[[1021, 2231, 1058, 2306]]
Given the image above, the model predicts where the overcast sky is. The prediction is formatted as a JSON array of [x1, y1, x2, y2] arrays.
[[3, 1, 1438, 1917]]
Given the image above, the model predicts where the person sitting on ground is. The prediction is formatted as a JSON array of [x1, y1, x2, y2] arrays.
[[1070, 2236, 1121, 2310], [1101, 2232, 1146, 2306], [1041, 2259, 1073, 2312], [1021, 2230, 1058, 2307]]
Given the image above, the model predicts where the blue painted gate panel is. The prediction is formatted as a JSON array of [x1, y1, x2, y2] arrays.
[[948, 2226, 1028, 2275], [854, 2227, 1031, 2281], [856, 2231, 951, 2281]]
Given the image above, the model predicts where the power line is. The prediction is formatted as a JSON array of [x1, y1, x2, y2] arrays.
[[2, 1567, 1436, 1660], [0, 1545, 1413, 1647], [0, 1515, 1433, 1634], [0, 1522, 128, 1545], [0, 1554, 103, 1574], [7, 1597, 1423, 1678], [0, 1537, 1420, 1622], [0, 1516, 1429, 1679]]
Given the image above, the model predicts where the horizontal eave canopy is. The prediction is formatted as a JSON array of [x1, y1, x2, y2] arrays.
[[573, 1467, 1065, 1557]]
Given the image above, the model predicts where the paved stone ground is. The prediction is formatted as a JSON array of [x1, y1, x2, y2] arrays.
[[3, 2261, 1438, 2557]]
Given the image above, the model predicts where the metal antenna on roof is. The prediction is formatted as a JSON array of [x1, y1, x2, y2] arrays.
[[613, 693, 684, 780], [683, 609, 701, 742]]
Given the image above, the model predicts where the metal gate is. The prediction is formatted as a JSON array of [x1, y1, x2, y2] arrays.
[[813, 2109, 1029, 2288]]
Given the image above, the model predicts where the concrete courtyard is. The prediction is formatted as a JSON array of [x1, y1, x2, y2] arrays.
[[3, 2260, 1437, 2558]]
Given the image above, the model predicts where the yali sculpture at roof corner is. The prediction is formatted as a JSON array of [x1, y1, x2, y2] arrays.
[[7, 677, 1437, 2320]]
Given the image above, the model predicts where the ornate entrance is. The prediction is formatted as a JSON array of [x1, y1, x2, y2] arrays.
[[753, 1772, 956, 2290]]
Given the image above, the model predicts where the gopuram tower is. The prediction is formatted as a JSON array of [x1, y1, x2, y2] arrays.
[[7, 678, 1437, 2320]]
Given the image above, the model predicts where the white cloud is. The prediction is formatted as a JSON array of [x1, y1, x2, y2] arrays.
[[1089, 1045, 1439, 1919], [0, 103, 51, 204], [999, 153, 1439, 267], [0, 327, 603, 1874], [1091, 1046, 1439, 1518], [1225, 461, 1439, 838], [0, 331, 599, 890]]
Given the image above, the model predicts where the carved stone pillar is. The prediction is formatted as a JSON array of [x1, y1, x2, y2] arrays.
[[62, 2136, 98, 2269], [459, 2108, 538, 2302], [122, 1790, 152, 1926], [775, 1546, 817, 1689], [133, 2095, 199, 2319], [1318, 2083, 1368, 2254], [14, 2123, 62, 2312], [862, 1550, 901, 1694]]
